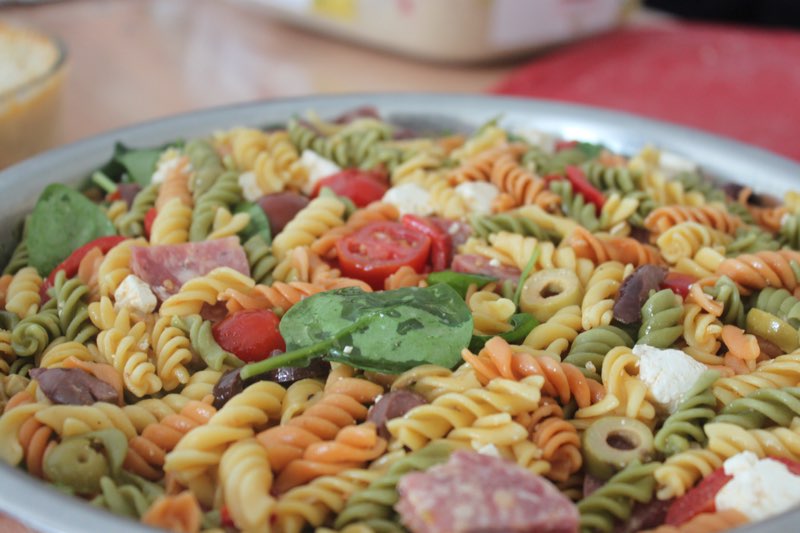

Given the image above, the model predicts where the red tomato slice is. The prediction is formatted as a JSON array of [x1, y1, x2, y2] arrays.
[[766, 456, 800, 475], [212, 309, 285, 363], [312, 169, 389, 207], [40, 235, 127, 300], [144, 207, 157, 241], [665, 467, 732, 526], [660, 272, 698, 299], [336, 221, 431, 290], [401, 214, 452, 271], [564, 165, 605, 214]]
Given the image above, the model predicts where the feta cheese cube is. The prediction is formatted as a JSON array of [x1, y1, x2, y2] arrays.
[[114, 274, 157, 315], [454, 182, 500, 215], [382, 183, 433, 217], [658, 151, 697, 177], [633, 344, 707, 414], [238, 171, 263, 202], [716, 451, 800, 522], [299, 149, 341, 194]]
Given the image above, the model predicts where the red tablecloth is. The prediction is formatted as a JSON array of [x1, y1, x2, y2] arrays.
[[492, 23, 800, 162]]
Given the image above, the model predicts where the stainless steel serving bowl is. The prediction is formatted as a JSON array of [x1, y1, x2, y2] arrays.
[[1, 94, 798, 533]]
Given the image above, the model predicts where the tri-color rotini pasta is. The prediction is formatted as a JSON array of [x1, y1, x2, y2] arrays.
[[4, 108, 800, 533]]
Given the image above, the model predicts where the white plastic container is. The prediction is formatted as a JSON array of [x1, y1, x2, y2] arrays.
[[232, 0, 635, 63]]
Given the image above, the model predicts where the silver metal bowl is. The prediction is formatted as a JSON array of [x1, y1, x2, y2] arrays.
[[1, 94, 798, 533]]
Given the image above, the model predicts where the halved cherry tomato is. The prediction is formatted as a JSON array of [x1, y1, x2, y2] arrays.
[[144, 207, 157, 240], [220, 505, 235, 528], [212, 309, 285, 363], [312, 169, 389, 207], [401, 214, 451, 271], [555, 140, 579, 151], [660, 272, 698, 299], [336, 221, 431, 290], [665, 467, 732, 526], [564, 165, 605, 214], [40, 235, 127, 300]]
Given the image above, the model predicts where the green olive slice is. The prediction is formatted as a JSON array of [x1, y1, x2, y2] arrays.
[[582, 416, 654, 480], [44, 437, 109, 494], [520, 268, 582, 322]]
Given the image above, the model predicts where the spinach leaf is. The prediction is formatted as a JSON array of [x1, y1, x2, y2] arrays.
[[577, 142, 604, 158], [427, 270, 496, 299], [96, 141, 182, 186], [468, 313, 537, 352], [234, 202, 271, 245], [513, 244, 541, 309], [240, 284, 473, 377], [27, 184, 116, 274]]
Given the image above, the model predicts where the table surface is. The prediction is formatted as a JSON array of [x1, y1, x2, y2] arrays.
[[2, 0, 517, 151]]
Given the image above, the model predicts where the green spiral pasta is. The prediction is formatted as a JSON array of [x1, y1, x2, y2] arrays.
[[703, 275, 745, 327], [636, 289, 683, 348], [726, 226, 780, 255], [185, 138, 226, 200], [344, 126, 393, 169], [550, 180, 600, 232], [51, 271, 99, 344], [654, 371, 720, 456], [190, 170, 242, 242], [582, 161, 641, 193], [713, 387, 800, 429], [469, 211, 551, 241], [10, 300, 61, 357], [674, 172, 726, 203], [243, 234, 277, 285], [623, 190, 657, 227], [577, 461, 660, 533], [0, 311, 20, 331], [8, 358, 33, 377], [520, 145, 551, 175], [91, 473, 164, 519], [2, 218, 30, 275], [754, 287, 800, 328], [564, 325, 634, 381], [725, 200, 755, 225], [780, 212, 800, 249], [334, 441, 454, 530], [172, 314, 242, 370], [115, 183, 159, 238]]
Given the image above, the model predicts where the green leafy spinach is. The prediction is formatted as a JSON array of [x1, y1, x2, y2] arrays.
[[426, 270, 496, 299], [96, 141, 182, 187], [234, 202, 272, 245], [240, 284, 473, 377], [27, 184, 117, 274], [469, 313, 537, 352]]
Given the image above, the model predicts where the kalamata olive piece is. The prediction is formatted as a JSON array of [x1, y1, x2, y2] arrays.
[[257, 192, 310, 234], [265, 359, 331, 384]]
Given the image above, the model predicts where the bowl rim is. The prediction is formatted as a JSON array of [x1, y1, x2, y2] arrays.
[[1, 92, 800, 533], [0, 22, 67, 104]]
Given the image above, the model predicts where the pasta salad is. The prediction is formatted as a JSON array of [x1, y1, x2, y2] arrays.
[[2, 107, 800, 533]]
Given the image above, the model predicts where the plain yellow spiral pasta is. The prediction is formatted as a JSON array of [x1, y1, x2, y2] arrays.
[[5, 267, 42, 319], [272, 197, 346, 261], [150, 197, 192, 245]]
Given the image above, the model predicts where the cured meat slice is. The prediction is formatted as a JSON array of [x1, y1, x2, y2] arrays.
[[396, 450, 579, 533], [131, 237, 249, 300], [451, 254, 521, 284]]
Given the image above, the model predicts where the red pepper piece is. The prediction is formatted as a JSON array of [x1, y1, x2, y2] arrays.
[[40, 235, 127, 300], [144, 207, 157, 240], [564, 165, 605, 214]]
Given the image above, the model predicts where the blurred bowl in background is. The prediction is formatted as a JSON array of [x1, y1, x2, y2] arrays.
[[0, 22, 67, 170]]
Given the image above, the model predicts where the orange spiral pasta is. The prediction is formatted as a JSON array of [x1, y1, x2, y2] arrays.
[[721, 324, 760, 371], [273, 246, 371, 292], [17, 417, 54, 479], [141, 491, 202, 533], [257, 379, 382, 473], [383, 265, 428, 290], [644, 205, 743, 236], [124, 400, 216, 481], [154, 155, 193, 211], [716, 250, 800, 293], [76, 247, 104, 302], [532, 416, 582, 482], [490, 153, 561, 211], [462, 336, 605, 408], [565, 226, 663, 267], [0, 273, 13, 308], [641, 509, 748, 533], [310, 202, 399, 259], [273, 422, 387, 494], [221, 281, 325, 315], [446, 145, 515, 186]]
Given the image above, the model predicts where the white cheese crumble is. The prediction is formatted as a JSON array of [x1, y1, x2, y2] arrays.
[[513, 128, 557, 154], [150, 151, 183, 184], [382, 183, 433, 217], [454, 182, 500, 216], [633, 344, 707, 414], [299, 149, 341, 194], [238, 171, 263, 202], [475, 443, 502, 458], [342, 345, 353, 355], [488, 258, 501, 268], [114, 274, 157, 315], [658, 151, 697, 177], [716, 451, 800, 522]]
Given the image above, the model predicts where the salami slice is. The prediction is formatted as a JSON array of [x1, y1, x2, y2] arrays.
[[396, 450, 579, 533], [131, 237, 249, 300], [451, 254, 521, 283]]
